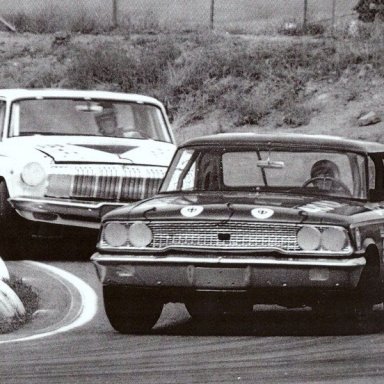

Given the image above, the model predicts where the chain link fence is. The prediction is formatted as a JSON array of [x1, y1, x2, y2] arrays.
[[0, 0, 357, 33]]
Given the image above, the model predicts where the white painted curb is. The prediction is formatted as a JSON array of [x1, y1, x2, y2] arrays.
[[0, 257, 10, 282], [0, 262, 97, 344], [0, 280, 25, 320]]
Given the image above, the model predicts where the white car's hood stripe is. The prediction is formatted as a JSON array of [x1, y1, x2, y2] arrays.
[[37, 141, 175, 166]]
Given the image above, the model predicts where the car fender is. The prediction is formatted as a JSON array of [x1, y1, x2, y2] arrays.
[[360, 238, 384, 288], [362, 238, 381, 263], [362, 238, 378, 252], [0, 149, 51, 198]]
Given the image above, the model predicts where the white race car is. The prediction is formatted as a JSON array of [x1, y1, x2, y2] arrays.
[[0, 89, 176, 257]]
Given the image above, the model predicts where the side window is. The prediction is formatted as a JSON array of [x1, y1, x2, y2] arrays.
[[0, 101, 5, 138]]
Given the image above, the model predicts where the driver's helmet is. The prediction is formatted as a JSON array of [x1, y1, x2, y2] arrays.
[[94, 103, 121, 137], [310, 159, 340, 179]]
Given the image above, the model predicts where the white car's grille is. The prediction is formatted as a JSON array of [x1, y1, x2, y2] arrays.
[[148, 221, 300, 251], [46, 165, 165, 201]]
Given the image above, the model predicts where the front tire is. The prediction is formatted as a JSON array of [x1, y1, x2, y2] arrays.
[[103, 286, 163, 334], [312, 247, 381, 332], [0, 181, 32, 259], [356, 247, 381, 307]]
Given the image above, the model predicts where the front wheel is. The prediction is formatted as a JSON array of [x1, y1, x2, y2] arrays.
[[0, 181, 33, 259], [312, 251, 381, 332], [103, 286, 163, 334]]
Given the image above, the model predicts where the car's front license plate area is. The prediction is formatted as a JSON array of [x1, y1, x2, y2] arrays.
[[194, 267, 250, 288]]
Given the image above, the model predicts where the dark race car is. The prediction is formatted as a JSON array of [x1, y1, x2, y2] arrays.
[[92, 133, 384, 333]]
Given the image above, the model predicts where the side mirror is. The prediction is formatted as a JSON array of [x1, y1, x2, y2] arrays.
[[369, 189, 384, 202]]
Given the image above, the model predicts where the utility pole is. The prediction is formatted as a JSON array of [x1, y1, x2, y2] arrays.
[[331, 0, 336, 35], [112, 0, 118, 28], [303, 0, 308, 29], [210, 0, 215, 30]]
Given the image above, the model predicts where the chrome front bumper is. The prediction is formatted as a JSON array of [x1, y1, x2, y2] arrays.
[[91, 253, 366, 290], [10, 197, 125, 229]]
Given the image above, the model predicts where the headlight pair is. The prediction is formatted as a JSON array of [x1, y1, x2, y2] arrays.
[[102, 221, 153, 248], [297, 226, 349, 252]]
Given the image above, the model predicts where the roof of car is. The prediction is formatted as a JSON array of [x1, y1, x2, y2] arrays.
[[0, 88, 164, 107], [181, 133, 384, 154]]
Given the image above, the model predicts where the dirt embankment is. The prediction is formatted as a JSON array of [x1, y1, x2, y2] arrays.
[[1, 31, 384, 144]]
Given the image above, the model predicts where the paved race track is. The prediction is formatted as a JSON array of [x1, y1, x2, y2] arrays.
[[1, 260, 384, 384]]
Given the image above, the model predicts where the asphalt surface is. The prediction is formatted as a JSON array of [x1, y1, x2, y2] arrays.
[[1, 259, 384, 384]]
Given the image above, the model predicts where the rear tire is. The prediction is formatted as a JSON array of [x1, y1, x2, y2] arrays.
[[103, 286, 163, 334]]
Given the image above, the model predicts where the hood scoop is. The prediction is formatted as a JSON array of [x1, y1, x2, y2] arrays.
[[74, 144, 138, 154]]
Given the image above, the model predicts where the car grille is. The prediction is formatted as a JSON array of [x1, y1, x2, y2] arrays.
[[147, 221, 301, 251], [46, 165, 166, 201]]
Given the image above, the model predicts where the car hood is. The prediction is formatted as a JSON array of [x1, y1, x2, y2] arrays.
[[6, 136, 176, 166], [104, 192, 378, 226]]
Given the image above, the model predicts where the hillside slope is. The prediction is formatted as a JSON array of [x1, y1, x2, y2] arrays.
[[0, 31, 383, 144], [176, 67, 384, 143]]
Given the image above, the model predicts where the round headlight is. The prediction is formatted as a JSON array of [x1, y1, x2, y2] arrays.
[[297, 227, 321, 251], [103, 222, 129, 247], [321, 227, 347, 252], [127, 222, 153, 248], [21, 162, 46, 186]]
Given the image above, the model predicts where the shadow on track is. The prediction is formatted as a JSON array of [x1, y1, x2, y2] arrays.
[[0, 233, 98, 261], [154, 305, 384, 337]]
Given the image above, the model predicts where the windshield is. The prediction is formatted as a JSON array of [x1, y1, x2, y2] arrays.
[[9, 98, 172, 142], [161, 146, 368, 199]]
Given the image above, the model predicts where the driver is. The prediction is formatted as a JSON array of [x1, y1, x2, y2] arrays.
[[95, 107, 124, 137], [309, 159, 341, 191]]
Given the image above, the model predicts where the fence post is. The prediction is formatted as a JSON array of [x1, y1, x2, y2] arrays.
[[112, 0, 118, 28], [303, 0, 308, 29], [331, 0, 336, 35], [210, 0, 215, 30]]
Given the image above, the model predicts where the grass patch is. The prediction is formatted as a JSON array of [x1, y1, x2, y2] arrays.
[[1, 0, 355, 34], [5, 10, 109, 34], [64, 35, 182, 95], [8, 11, 59, 34], [0, 278, 39, 334]]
